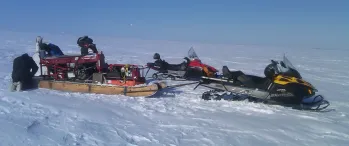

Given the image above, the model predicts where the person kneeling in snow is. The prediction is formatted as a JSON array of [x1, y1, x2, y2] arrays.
[[11, 53, 39, 91]]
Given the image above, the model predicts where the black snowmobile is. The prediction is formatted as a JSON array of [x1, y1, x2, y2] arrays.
[[146, 53, 202, 80], [194, 55, 330, 111], [145, 48, 218, 80]]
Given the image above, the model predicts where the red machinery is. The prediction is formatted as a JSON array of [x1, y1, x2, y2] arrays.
[[39, 52, 146, 86]]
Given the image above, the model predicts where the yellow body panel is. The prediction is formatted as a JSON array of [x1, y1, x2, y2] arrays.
[[273, 75, 314, 89]]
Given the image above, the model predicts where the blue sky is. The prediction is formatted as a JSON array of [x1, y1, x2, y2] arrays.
[[0, 0, 348, 48]]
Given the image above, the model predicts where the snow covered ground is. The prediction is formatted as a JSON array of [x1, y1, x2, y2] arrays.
[[0, 31, 348, 146]]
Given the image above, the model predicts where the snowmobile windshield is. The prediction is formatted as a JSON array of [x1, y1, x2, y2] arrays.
[[275, 55, 302, 78], [188, 47, 200, 60], [282, 55, 297, 71]]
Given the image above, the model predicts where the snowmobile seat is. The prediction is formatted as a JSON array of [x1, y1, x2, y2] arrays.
[[222, 66, 245, 80], [243, 75, 272, 90], [222, 66, 271, 90], [154, 59, 188, 71], [167, 62, 188, 71], [222, 66, 254, 86], [222, 66, 232, 79]]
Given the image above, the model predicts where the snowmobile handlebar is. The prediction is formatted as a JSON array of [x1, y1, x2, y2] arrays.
[[271, 59, 278, 65], [183, 57, 190, 62], [271, 59, 287, 68]]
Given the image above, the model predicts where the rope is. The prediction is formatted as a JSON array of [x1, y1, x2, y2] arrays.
[[166, 81, 200, 89]]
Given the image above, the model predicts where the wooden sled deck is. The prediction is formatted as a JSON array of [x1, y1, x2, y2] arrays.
[[38, 80, 167, 97]]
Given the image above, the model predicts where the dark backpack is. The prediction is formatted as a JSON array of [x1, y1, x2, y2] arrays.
[[47, 43, 64, 56]]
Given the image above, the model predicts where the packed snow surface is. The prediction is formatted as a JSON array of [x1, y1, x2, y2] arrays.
[[0, 31, 348, 146]]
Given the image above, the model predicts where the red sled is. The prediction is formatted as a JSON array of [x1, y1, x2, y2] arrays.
[[38, 51, 147, 87]]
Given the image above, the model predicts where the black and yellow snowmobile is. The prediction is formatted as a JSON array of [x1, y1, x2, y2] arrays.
[[194, 55, 330, 111]]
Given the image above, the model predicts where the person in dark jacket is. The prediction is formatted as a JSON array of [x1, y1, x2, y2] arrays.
[[153, 53, 188, 71], [11, 53, 39, 91], [153, 53, 168, 72], [77, 36, 98, 55]]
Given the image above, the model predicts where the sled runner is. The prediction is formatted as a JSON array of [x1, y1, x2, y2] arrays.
[[38, 78, 167, 97], [146, 47, 218, 81], [194, 55, 330, 111]]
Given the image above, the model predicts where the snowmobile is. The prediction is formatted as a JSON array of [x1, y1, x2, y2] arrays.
[[145, 47, 218, 80], [194, 55, 330, 111]]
